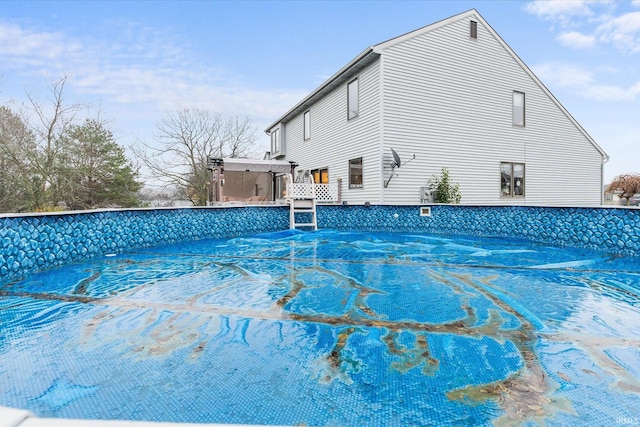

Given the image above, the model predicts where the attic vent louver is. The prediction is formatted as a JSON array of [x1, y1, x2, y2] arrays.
[[470, 20, 478, 39]]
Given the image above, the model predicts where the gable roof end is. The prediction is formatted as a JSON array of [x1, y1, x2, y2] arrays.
[[372, 8, 480, 52], [372, 8, 607, 162], [264, 9, 609, 163], [374, 9, 608, 162]]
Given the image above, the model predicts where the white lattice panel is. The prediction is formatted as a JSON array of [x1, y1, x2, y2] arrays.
[[285, 172, 338, 202], [288, 183, 316, 199], [315, 184, 338, 202]]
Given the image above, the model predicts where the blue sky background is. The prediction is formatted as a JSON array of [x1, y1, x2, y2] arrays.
[[1, 0, 639, 185]]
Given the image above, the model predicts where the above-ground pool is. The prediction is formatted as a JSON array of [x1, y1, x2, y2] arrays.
[[1, 229, 639, 426]]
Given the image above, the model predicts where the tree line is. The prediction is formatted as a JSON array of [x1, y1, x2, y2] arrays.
[[0, 76, 258, 213]]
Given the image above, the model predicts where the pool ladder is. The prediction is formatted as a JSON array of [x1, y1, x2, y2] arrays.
[[286, 172, 318, 230], [289, 198, 317, 230]]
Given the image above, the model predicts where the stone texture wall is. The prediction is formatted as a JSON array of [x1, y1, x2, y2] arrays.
[[0, 207, 289, 281], [1, 204, 639, 282], [318, 205, 640, 256]]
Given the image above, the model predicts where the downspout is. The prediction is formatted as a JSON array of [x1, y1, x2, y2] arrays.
[[601, 163, 604, 206], [601, 152, 609, 206]]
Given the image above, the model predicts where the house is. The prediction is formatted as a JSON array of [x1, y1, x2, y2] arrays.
[[265, 9, 609, 207], [603, 184, 621, 206]]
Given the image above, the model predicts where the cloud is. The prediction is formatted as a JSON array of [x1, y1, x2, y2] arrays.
[[0, 19, 304, 147], [583, 84, 639, 101], [0, 23, 83, 68], [534, 61, 640, 101], [534, 62, 595, 87], [524, 0, 594, 18], [557, 31, 597, 48], [524, 0, 594, 26], [595, 11, 640, 53], [525, 2, 640, 54]]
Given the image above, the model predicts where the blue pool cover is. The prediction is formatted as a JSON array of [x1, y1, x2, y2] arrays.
[[0, 230, 639, 426]]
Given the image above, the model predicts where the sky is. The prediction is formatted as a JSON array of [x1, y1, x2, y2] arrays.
[[1, 0, 639, 185]]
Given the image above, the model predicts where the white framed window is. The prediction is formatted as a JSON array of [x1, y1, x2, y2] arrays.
[[303, 110, 310, 141], [349, 157, 363, 188], [270, 128, 280, 154], [501, 162, 525, 197], [513, 91, 525, 127], [347, 78, 359, 120]]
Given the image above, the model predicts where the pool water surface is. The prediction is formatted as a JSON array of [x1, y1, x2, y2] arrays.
[[1, 230, 639, 426]]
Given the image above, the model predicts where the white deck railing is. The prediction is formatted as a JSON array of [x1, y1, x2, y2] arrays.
[[314, 183, 339, 203], [285, 174, 340, 203], [287, 180, 315, 199]]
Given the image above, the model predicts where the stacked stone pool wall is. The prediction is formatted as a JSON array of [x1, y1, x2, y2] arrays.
[[1, 204, 639, 281], [0, 206, 289, 281], [318, 205, 640, 255]]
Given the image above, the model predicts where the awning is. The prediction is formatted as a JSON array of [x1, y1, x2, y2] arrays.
[[212, 158, 295, 173]]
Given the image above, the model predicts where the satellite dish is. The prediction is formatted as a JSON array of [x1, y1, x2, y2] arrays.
[[385, 147, 416, 188], [391, 147, 402, 168]]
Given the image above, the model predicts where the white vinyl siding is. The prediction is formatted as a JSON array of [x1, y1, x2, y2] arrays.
[[282, 61, 381, 204], [380, 16, 603, 206]]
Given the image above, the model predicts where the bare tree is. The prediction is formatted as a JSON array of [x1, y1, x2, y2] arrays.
[[26, 75, 86, 209], [606, 173, 640, 206], [134, 108, 258, 206], [224, 115, 259, 158]]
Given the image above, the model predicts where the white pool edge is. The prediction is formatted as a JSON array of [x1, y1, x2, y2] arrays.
[[1, 405, 279, 427]]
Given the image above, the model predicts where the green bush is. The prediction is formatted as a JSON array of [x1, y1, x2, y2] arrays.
[[428, 167, 461, 204]]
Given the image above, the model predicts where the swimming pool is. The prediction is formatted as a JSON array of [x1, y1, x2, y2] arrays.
[[1, 229, 639, 426]]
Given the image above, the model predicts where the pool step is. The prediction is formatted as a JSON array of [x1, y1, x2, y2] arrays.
[[289, 198, 317, 230]]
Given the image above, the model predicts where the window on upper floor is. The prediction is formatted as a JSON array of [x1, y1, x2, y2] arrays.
[[303, 110, 310, 141], [501, 162, 525, 197], [513, 91, 525, 127], [349, 157, 363, 189], [311, 167, 328, 184], [348, 78, 359, 120], [470, 20, 478, 39], [270, 128, 280, 154]]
